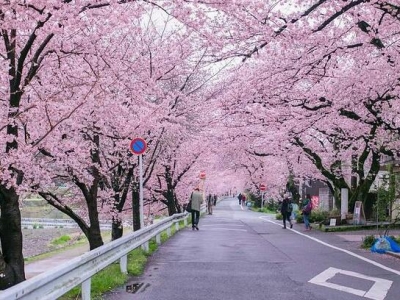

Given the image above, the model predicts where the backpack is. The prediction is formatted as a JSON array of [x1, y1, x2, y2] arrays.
[[302, 201, 312, 215]]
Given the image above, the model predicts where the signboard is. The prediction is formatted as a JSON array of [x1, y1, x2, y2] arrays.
[[130, 138, 147, 155], [259, 184, 266, 191], [329, 218, 337, 226], [319, 187, 332, 211]]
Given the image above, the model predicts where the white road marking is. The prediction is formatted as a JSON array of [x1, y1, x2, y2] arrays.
[[260, 216, 400, 276], [206, 228, 248, 232], [309, 267, 392, 300], [202, 224, 245, 227]]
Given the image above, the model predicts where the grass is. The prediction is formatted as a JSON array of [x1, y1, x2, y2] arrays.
[[24, 231, 111, 263], [59, 219, 187, 299], [51, 235, 71, 246], [252, 207, 277, 214]]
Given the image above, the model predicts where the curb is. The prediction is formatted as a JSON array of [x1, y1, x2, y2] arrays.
[[386, 251, 400, 259]]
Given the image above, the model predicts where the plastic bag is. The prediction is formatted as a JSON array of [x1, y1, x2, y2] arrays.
[[371, 236, 400, 254]]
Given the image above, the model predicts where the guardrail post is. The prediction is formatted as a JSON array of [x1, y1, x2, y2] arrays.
[[167, 227, 171, 237], [184, 218, 187, 226], [142, 241, 149, 252], [175, 221, 179, 231], [82, 278, 91, 300], [120, 254, 128, 274], [156, 234, 161, 245]]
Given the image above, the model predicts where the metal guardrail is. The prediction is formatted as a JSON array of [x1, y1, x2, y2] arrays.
[[21, 218, 113, 229], [0, 212, 190, 300]]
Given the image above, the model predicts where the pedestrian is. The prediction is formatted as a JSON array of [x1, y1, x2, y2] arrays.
[[207, 193, 213, 215], [301, 194, 313, 230], [213, 194, 217, 206], [241, 194, 246, 206], [280, 196, 293, 229], [190, 187, 204, 230], [238, 193, 242, 205]]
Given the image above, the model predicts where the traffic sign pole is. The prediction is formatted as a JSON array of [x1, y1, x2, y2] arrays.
[[139, 154, 144, 229], [261, 192, 264, 209], [130, 138, 147, 229], [259, 184, 266, 209]]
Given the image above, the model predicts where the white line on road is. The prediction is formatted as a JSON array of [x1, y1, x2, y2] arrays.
[[260, 216, 400, 276], [206, 228, 248, 232], [202, 224, 245, 227], [309, 267, 392, 300]]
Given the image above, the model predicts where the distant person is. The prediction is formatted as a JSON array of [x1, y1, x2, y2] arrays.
[[302, 194, 312, 230], [213, 194, 217, 206], [241, 194, 246, 206], [207, 193, 213, 215], [280, 196, 293, 229], [238, 193, 242, 205], [190, 187, 204, 230]]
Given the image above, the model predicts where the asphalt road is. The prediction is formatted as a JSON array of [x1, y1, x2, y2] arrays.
[[104, 197, 400, 300]]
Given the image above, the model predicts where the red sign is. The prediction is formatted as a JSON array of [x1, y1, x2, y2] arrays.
[[129, 138, 147, 155], [259, 184, 266, 191], [199, 171, 206, 179]]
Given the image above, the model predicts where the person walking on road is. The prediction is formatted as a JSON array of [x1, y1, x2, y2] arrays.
[[190, 187, 204, 230], [207, 193, 213, 215], [238, 193, 242, 205], [280, 196, 293, 229], [301, 194, 313, 230], [241, 194, 246, 206]]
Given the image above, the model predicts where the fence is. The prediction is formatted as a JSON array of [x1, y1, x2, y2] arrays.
[[21, 218, 113, 229], [0, 212, 190, 300]]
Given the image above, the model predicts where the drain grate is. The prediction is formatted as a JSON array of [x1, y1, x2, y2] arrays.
[[126, 282, 144, 294]]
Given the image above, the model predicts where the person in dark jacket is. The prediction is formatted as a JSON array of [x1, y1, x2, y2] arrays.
[[280, 196, 293, 229], [302, 194, 312, 230], [207, 193, 213, 215]]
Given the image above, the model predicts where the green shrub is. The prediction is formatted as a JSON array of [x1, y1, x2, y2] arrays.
[[265, 200, 280, 212], [275, 213, 283, 220], [311, 210, 330, 223], [295, 210, 329, 224], [361, 235, 376, 249], [51, 235, 71, 246], [256, 207, 276, 214]]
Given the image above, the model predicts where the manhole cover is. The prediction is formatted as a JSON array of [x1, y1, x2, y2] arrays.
[[126, 282, 144, 294]]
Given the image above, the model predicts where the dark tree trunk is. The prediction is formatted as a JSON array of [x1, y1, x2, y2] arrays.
[[111, 166, 134, 240], [83, 184, 103, 250], [0, 186, 25, 289], [111, 218, 123, 240], [164, 166, 178, 216]]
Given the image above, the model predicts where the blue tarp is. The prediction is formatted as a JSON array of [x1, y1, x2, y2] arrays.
[[371, 236, 400, 254]]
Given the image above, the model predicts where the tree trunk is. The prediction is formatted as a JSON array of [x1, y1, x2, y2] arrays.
[[85, 193, 104, 250], [111, 218, 123, 240], [86, 226, 104, 250], [0, 186, 25, 289], [164, 166, 177, 216]]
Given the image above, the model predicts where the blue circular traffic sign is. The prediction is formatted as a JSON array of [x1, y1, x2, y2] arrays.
[[130, 138, 147, 155]]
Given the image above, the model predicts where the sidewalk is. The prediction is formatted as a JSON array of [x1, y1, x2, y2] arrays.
[[25, 244, 89, 279], [330, 229, 400, 260]]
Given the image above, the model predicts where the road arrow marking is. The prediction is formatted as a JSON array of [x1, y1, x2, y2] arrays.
[[309, 267, 392, 300]]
